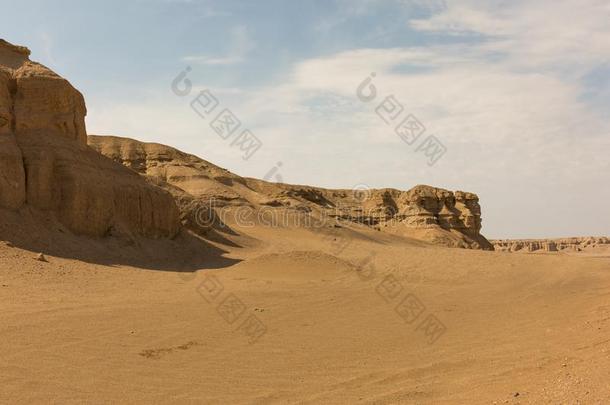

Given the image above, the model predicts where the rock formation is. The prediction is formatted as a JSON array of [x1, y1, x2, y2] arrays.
[[89, 135, 493, 249], [492, 237, 610, 253], [0, 39, 179, 238]]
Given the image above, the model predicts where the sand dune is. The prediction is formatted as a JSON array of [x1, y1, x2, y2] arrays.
[[2, 224, 609, 403]]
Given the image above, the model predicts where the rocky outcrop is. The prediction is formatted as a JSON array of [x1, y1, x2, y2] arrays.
[[89, 135, 493, 249], [492, 237, 610, 253], [0, 119, 26, 210], [0, 39, 179, 238], [397, 186, 481, 232]]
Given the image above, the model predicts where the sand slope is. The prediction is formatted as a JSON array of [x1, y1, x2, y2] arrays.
[[1, 222, 609, 404]]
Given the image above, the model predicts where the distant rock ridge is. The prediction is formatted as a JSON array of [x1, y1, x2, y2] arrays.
[[0, 39, 179, 238], [89, 135, 493, 250], [491, 237, 610, 253]]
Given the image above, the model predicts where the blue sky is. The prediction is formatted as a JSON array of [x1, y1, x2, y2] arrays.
[[1, 0, 609, 238]]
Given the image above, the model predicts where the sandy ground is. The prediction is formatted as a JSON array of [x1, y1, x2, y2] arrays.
[[1, 221, 609, 404]]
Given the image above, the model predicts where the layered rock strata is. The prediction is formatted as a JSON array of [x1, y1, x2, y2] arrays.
[[0, 39, 179, 238], [89, 135, 493, 249], [492, 237, 610, 253]]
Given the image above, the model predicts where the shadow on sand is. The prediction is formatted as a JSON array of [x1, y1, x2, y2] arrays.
[[0, 208, 242, 272]]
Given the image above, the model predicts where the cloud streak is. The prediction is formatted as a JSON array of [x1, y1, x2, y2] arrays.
[[182, 25, 255, 66]]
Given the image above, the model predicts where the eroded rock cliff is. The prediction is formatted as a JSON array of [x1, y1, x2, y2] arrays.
[[0, 39, 179, 238], [89, 135, 493, 249]]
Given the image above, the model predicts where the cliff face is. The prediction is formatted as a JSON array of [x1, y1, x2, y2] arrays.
[[0, 40, 179, 238], [492, 237, 610, 253], [89, 135, 493, 250]]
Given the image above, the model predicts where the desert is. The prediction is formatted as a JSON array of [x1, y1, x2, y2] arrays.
[[1, 2, 610, 403]]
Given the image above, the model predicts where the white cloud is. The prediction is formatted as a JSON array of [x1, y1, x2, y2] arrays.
[[39, 31, 56, 66], [183, 56, 245, 66], [409, 0, 610, 75], [182, 25, 255, 66]]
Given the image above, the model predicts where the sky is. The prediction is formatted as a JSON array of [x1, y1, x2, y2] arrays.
[[1, 0, 609, 239]]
